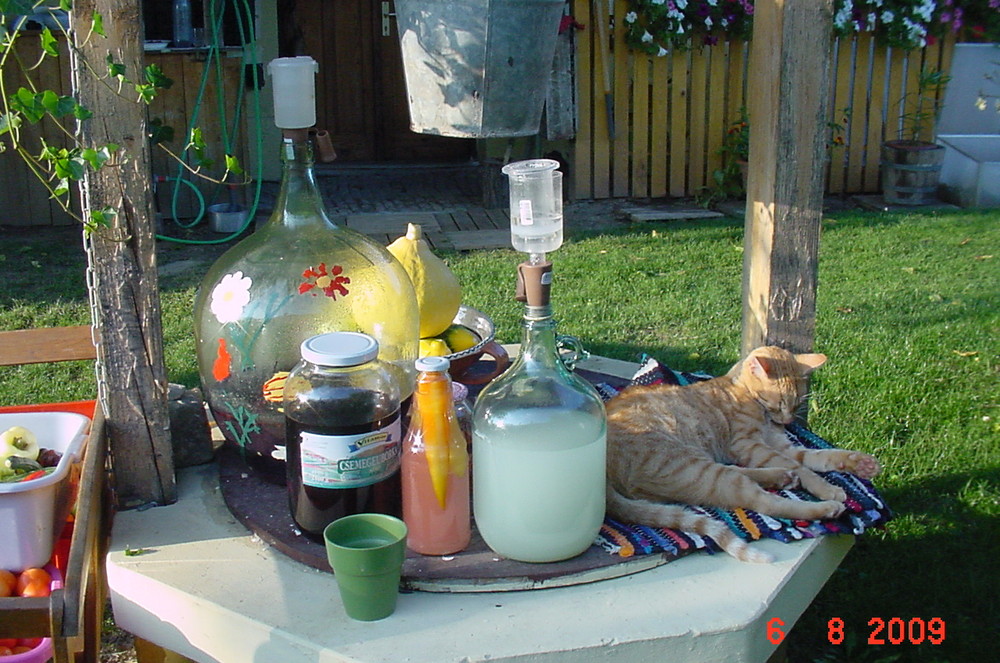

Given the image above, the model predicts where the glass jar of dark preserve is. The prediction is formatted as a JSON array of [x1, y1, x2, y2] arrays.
[[284, 332, 403, 540]]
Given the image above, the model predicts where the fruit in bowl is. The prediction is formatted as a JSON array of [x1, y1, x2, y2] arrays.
[[386, 225, 509, 384], [386, 223, 462, 339]]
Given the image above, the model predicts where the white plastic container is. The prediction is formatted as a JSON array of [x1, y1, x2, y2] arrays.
[[0, 412, 89, 570]]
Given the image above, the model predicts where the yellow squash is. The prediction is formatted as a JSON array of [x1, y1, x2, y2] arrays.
[[387, 223, 462, 338]]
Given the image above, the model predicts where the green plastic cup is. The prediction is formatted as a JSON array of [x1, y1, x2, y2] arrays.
[[323, 513, 408, 621]]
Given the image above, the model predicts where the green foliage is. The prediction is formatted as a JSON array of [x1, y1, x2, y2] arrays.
[[894, 68, 952, 142], [0, 5, 242, 228], [0, 9, 174, 227]]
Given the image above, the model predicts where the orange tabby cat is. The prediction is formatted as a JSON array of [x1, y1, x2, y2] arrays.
[[606, 346, 881, 563]]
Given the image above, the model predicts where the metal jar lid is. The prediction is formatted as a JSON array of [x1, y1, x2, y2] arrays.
[[300, 332, 379, 367], [414, 355, 450, 373]]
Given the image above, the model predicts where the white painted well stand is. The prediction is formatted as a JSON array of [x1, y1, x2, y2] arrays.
[[106, 354, 853, 663]]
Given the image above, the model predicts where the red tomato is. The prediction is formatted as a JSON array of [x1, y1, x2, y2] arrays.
[[18, 581, 50, 598], [0, 639, 16, 648], [15, 568, 51, 595], [12, 645, 34, 654], [0, 569, 16, 597], [0, 645, 13, 656], [17, 638, 42, 648]]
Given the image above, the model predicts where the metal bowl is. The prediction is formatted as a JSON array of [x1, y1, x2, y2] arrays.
[[445, 306, 509, 384]]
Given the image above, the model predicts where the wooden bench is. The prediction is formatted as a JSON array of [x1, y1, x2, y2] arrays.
[[0, 325, 109, 663]]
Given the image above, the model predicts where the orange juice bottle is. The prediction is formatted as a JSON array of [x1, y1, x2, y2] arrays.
[[401, 357, 471, 555]]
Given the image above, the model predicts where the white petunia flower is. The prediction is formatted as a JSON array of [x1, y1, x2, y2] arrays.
[[211, 271, 253, 324], [626, 11, 637, 23], [642, 30, 654, 43]]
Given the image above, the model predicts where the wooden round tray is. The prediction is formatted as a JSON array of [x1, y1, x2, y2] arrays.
[[218, 366, 692, 592]]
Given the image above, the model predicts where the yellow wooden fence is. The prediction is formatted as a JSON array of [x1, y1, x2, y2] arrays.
[[572, 0, 956, 200]]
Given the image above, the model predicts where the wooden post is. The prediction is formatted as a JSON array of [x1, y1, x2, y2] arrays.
[[71, 0, 176, 507], [741, 0, 834, 356]]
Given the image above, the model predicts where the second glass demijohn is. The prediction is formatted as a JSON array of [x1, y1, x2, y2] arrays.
[[472, 260, 607, 563], [193, 57, 419, 482]]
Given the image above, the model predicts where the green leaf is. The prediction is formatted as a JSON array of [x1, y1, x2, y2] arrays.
[[188, 127, 206, 149], [55, 95, 77, 117], [135, 83, 156, 104], [0, 1, 36, 16], [91, 11, 105, 37], [144, 64, 173, 90], [224, 154, 244, 175], [0, 112, 21, 136], [40, 28, 59, 57], [53, 177, 70, 198], [106, 53, 125, 79], [89, 206, 116, 229], [11, 88, 44, 123], [73, 104, 93, 121], [80, 146, 112, 171], [148, 118, 175, 146], [59, 0, 71, 11], [39, 89, 60, 114]]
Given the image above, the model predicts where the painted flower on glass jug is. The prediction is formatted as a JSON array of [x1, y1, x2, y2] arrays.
[[207, 265, 352, 378], [210, 271, 253, 324], [299, 262, 351, 299]]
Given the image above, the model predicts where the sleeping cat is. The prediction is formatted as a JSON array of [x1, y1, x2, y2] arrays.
[[606, 346, 881, 563]]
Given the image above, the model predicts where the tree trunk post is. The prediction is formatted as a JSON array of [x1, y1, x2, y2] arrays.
[[71, 0, 176, 507], [741, 0, 834, 357]]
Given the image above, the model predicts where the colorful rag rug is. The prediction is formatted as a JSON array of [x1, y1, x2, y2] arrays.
[[593, 356, 893, 559]]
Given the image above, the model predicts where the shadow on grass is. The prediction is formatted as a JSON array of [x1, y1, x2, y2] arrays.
[[788, 466, 999, 663]]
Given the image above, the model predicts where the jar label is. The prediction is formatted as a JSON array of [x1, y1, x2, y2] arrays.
[[299, 419, 401, 488]]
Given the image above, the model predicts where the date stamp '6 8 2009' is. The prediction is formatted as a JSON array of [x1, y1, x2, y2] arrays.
[[766, 617, 947, 646]]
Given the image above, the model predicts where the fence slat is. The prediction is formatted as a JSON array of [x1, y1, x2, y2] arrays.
[[864, 42, 889, 191], [668, 49, 688, 197], [612, 1, 631, 197], [631, 54, 651, 199], [650, 55, 669, 198], [688, 47, 709, 192], [575, 0, 595, 200]]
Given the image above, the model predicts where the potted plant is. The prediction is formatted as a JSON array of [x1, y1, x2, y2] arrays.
[[882, 68, 951, 205]]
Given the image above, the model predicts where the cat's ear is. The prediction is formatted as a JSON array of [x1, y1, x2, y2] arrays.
[[747, 354, 772, 379], [796, 353, 827, 373]]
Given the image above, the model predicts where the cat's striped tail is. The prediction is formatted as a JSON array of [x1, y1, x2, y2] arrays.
[[606, 486, 774, 564]]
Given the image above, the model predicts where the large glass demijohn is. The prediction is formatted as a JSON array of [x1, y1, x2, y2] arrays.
[[193, 57, 419, 481]]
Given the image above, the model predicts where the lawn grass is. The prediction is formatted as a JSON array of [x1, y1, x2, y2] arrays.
[[1, 207, 997, 661]]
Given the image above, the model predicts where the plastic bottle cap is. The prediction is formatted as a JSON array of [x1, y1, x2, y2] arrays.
[[415, 356, 450, 373], [300, 332, 379, 366]]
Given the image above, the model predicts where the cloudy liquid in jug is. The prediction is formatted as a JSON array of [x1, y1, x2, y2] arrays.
[[472, 410, 606, 562]]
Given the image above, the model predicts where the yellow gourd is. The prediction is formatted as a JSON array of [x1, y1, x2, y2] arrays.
[[387, 223, 462, 338]]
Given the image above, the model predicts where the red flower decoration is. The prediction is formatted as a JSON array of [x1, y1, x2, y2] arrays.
[[212, 337, 232, 381], [299, 262, 351, 299]]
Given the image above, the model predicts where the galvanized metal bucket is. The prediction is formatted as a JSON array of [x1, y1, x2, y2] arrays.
[[394, 0, 565, 138]]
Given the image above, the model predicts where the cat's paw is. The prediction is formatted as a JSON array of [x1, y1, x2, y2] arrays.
[[799, 471, 847, 502], [777, 470, 801, 489], [816, 500, 846, 519], [752, 468, 800, 489], [841, 452, 881, 479]]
